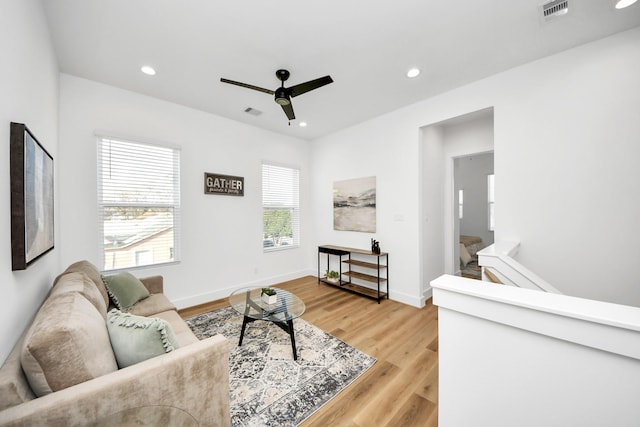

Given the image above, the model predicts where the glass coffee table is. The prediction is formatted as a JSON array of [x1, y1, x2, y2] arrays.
[[229, 287, 306, 360]]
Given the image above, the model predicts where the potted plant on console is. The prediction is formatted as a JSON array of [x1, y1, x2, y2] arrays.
[[325, 270, 340, 283], [261, 287, 277, 304]]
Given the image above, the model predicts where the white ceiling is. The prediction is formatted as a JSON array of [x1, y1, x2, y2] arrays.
[[42, 0, 640, 140]]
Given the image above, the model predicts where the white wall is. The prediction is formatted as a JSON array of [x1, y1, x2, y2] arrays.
[[58, 74, 314, 308], [310, 117, 424, 306], [0, 0, 60, 362], [311, 27, 640, 307], [420, 126, 445, 302], [495, 28, 640, 305]]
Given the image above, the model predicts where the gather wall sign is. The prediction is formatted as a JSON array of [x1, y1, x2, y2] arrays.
[[204, 173, 244, 196]]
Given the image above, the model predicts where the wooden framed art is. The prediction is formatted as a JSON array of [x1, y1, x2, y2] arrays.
[[10, 122, 55, 270]]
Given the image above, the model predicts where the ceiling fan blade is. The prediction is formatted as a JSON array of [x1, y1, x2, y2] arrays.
[[281, 102, 295, 120], [289, 75, 333, 97], [220, 78, 274, 95]]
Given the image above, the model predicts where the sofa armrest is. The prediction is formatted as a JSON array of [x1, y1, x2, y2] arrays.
[[0, 335, 230, 427], [139, 275, 163, 294]]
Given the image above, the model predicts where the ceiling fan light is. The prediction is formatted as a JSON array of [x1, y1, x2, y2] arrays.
[[615, 0, 637, 8], [274, 87, 291, 105]]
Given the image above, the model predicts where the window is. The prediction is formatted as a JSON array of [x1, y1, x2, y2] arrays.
[[262, 163, 300, 251], [97, 137, 180, 270], [458, 189, 464, 220], [488, 174, 495, 231]]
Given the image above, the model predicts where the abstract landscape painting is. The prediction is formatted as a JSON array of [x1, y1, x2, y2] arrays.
[[333, 176, 376, 232], [10, 123, 55, 270]]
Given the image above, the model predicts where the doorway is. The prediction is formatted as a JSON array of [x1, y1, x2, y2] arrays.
[[454, 152, 494, 278], [419, 108, 494, 300]]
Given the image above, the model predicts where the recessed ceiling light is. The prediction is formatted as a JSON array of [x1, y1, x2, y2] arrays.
[[615, 0, 637, 8], [141, 66, 156, 76], [299, 122, 307, 127], [407, 68, 421, 78]]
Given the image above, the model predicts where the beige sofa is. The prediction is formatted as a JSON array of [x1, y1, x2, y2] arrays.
[[0, 261, 230, 426]]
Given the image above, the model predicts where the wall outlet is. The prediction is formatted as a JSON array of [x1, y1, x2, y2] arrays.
[[393, 213, 405, 222]]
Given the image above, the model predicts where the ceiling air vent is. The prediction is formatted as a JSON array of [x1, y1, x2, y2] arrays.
[[541, 0, 569, 21], [244, 107, 262, 116]]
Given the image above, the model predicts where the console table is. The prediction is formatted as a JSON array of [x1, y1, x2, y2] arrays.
[[317, 245, 388, 303]]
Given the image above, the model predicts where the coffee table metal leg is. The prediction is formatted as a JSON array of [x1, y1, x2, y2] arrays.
[[287, 319, 298, 360], [268, 320, 298, 361], [239, 315, 250, 346]]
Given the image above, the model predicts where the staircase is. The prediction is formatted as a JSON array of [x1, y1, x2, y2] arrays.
[[476, 241, 561, 293]]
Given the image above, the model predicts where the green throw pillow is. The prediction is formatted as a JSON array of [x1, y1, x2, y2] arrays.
[[102, 272, 150, 310], [106, 309, 180, 368]]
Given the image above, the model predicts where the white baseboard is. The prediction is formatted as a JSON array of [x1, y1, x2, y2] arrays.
[[174, 269, 430, 310], [422, 286, 433, 306], [173, 269, 316, 309]]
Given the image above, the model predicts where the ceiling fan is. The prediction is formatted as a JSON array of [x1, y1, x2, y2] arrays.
[[220, 69, 333, 121]]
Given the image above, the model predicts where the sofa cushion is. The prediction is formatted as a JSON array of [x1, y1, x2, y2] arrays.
[[154, 310, 200, 347], [0, 332, 36, 410], [60, 260, 109, 308], [102, 272, 150, 311], [21, 291, 118, 397], [106, 309, 180, 368], [127, 293, 177, 317], [51, 271, 108, 319], [139, 275, 164, 294]]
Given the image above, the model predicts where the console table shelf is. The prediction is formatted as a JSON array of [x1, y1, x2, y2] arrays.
[[317, 245, 389, 303], [343, 259, 387, 270], [342, 270, 387, 284]]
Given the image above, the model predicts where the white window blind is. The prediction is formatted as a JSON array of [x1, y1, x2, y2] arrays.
[[97, 137, 180, 270], [262, 163, 300, 251]]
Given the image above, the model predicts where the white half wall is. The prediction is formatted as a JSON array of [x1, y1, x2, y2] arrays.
[[58, 74, 315, 309], [311, 26, 640, 307], [433, 275, 640, 427], [0, 0, 60, 362]]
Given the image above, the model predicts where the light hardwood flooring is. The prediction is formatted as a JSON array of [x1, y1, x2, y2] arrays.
[[178, 275, 439, 427]]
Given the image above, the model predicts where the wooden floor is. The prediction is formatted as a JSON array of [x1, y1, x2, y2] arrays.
[[179, 275, 439, 427]]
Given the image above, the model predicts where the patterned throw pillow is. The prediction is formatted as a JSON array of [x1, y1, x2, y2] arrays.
[[106, 309, 180, 368]]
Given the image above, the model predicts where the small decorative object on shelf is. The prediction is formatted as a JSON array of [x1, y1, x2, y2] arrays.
[[371, 239, 380, 254], [325, 270, 340, 283], [261, 287, 277, 304]]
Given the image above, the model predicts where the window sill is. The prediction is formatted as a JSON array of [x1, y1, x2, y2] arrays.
[[263, 245, 299, 253], [102, 260, 181, 274]]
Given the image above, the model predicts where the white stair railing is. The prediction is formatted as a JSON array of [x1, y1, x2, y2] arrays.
[[477, 241, 561, 293]]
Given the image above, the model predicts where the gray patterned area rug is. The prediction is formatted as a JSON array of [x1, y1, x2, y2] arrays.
[[186, 306, 376, 427]]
